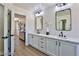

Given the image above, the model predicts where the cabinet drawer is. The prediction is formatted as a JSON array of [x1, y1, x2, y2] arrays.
[[39, 45, 45, 48], [40, 37, 45, 41], [39, 41, 46, 46], [38, 38, 46, 52], [39, 43, 45, 48], [39, 45, 46, 52]]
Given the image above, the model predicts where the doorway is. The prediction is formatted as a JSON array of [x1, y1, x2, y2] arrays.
[[14, 14, 26, 51]]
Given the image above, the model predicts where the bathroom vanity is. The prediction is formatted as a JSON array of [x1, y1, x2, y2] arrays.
[[28, 33, 79, 56]]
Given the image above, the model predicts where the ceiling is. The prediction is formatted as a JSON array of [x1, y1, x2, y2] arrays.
[[13, 3, 56, 10]]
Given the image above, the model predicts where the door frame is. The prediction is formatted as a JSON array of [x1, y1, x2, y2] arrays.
[[14, 13, 26, 50]]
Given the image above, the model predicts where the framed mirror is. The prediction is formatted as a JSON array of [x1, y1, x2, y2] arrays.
[[55, 8, 72, 31], [35, 16, 43, 30]]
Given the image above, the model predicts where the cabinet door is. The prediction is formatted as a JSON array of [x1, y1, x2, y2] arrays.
[[28, 35, 33, 45], [33, 36, 39, 49], [29, 35, 39, 49], [59, 41, 76, 56], [46, 38, 58, 56]]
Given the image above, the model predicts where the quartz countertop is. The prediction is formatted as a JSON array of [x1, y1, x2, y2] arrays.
[[28, 32, 79, 44]]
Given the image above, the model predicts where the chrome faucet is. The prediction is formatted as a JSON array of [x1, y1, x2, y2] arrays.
[[59, 32, 66, 38], [59, 32, 64, 37]]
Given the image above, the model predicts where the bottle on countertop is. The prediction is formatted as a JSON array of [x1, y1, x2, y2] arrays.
[[46, 28, 50, 35]]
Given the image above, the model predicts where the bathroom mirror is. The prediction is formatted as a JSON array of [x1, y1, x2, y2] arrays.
[[55, 8, 71, 31], [35, 16, 43, 30]]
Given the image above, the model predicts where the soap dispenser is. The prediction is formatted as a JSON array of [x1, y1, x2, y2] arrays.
[[46, 28, 50, 35]]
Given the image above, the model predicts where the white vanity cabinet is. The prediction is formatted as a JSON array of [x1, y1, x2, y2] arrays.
[[28, 35, 39, 49], [28, 34, 47, 53], [46, 38, 58, 56], [28, 33, 79, 56], [58, 41, 76, 56], [46, 38, 76, 56]]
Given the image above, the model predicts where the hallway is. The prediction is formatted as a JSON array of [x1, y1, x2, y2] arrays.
[[14, 38, 47, 56]]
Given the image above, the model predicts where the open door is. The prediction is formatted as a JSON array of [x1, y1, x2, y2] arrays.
[[0, 4, 9, 56], [0, 4, 4, 56], [0, 4, 13, 56], [7, 10, 11, 56], [0, 4, 15, 56], [7, 9, 15, 56]]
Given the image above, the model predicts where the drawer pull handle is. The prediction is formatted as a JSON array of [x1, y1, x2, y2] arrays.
[[32, 36, 33, 38], [41, 47, 43, 48], [59, 42, 61, 46], [56, 41, 57, 45], [41, 42, 44, 43], [41, 38, 43, 40]]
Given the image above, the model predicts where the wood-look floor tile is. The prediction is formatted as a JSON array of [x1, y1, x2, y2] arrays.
[[14, 38, 47, 56]]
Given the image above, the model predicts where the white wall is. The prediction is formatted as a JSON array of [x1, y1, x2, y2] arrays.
[[28, 3, 79, 40]]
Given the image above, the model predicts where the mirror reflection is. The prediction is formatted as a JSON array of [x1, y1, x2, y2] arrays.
[[35, 16, 43, 30], [55, 8, 71, 31]]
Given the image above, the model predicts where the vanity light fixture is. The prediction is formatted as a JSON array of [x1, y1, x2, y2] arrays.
[[55, 3, 71, 11], [56, 3, 67, 7], [34, 9, 44, 16], [33, 4, 44, 16], [35, 11, 44, 16]]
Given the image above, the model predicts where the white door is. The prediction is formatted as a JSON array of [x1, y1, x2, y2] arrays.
[[7, 10, 15, 56], [7, 10, 12, 56], [59, 41, 76, 56], [0, 4, 5, 56], [0, 4, 9, 56], [46, 38, 58, 56]]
